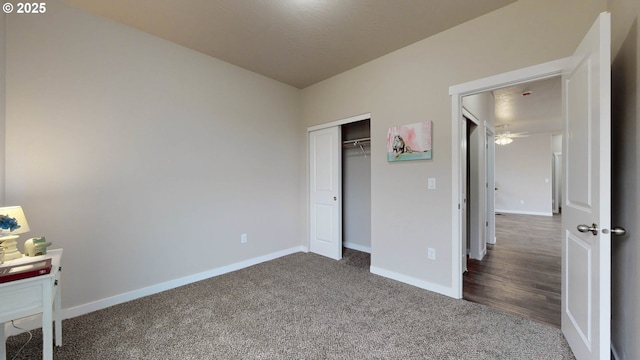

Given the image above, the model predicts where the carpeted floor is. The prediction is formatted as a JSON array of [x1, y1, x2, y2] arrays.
[[5, 250, 575, 359]]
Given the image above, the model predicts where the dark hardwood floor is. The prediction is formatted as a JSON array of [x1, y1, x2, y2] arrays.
[[463, 213, 562, 328]]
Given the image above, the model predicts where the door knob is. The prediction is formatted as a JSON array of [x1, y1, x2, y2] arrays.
[[602, 226, 627, 236], [577, 223, 598, 235], [611, 227, 627, 236]]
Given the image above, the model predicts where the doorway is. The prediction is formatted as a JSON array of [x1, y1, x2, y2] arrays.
[[342, 120, 371, 254], [449, 58, 568, 300], [461, 76, 563, 327], [463, 114, 486, 261]]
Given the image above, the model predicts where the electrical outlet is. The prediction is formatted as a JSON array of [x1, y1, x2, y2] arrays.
[[428, 248, 436, 260], [241, 234, 247, 244]]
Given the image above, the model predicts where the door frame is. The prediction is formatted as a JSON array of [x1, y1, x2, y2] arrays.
[[464, 113, 484, 261], [449, 58, 569, 299], [485, 124, 496, 245], [460, 109, 495, 266], [307, 112, 372, 256]]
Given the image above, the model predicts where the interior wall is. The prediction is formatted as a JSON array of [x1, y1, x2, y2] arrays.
[[609, 0, 640, 358], [494, 133, 553, 215], [463, 92, 496, 129], [342, 120, 371, 253], [5, 1, 302, 311], [300, 0, 604, 294], [552, 134, 563, 153]]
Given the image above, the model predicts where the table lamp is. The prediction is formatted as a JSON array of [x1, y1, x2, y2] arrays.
[[0, 206, 31, 260]]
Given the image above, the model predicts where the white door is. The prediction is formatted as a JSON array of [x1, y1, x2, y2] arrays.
[[561, 12, 610, 360], [309, 126, 342, 260]]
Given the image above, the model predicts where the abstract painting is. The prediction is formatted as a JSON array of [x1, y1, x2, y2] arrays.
[[386, 121, 432, 161]]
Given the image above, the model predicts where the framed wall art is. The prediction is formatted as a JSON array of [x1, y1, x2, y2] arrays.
[[386, 121, 432, 162]]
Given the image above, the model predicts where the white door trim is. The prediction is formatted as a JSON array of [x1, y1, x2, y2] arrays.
[[307, 113, 371, 132], [449, 58, 570, 299], [485, 123, 496, 245]]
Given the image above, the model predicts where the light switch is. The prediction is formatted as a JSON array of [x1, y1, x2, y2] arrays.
[[428, 178, 436, 190]]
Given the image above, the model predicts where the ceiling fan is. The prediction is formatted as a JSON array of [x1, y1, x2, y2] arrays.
[[494, 124, 528, 145]]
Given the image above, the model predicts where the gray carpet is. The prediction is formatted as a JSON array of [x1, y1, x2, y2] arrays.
[[6, 250, 575, 359]]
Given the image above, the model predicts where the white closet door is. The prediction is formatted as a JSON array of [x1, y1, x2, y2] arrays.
[[309, 126, 342, 260]]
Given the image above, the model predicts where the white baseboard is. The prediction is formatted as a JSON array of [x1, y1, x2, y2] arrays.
[[343, 242, 371, 253], [495, 209, 553, 216], [5, 246, 306, 337], [370, 266, 457, 299]]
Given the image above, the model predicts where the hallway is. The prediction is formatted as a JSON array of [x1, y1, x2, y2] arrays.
[[463, 213, 562, 328]]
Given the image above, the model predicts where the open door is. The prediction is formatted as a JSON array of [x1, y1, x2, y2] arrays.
[[309, 126, 342, 260], [561, 12, 611, 360]]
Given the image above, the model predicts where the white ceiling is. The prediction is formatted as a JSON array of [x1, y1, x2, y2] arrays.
[[492, 76, 562, 135], [61, 0, 516, 89]]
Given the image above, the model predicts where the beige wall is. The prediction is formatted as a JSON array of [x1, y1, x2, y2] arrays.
[[609, 0, 640, 358], [463, 92, 495, 129], [5, 1, 301, 311], [301, 0, 605, 292], [495, 133, 553, 215]]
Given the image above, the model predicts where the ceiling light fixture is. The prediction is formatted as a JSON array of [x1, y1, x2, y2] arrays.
[[495, 136, 513, 146]]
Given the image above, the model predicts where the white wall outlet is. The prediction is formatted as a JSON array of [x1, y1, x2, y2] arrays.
[[428, 247, 436, 260], [241, 234, 247, 244]]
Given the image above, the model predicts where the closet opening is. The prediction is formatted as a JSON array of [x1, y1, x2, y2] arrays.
[[308, 113, 371, 262], [341, 119, 371, 254]]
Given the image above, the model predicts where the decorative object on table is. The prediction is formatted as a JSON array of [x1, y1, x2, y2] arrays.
[[386, 121, 432, 162], [25, 237, 53, 257], [0, 206, 31, 260], [0, 257, 52, 283]]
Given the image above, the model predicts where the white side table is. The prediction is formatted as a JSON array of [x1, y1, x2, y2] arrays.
[[0, 249, 63, 360]]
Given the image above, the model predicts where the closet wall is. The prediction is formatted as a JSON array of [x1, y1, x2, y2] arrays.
[[342, 120, 371, 253]]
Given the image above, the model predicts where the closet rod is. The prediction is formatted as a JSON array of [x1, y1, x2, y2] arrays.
[[342, 137, 370, 157], [342, 137, 370, 145]]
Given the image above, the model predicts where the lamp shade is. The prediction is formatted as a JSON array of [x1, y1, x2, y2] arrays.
[[0, 206, 30, 234]]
